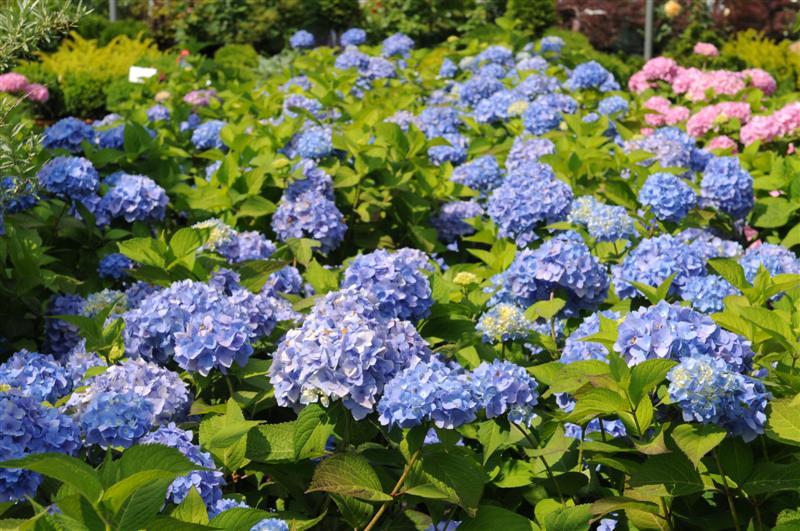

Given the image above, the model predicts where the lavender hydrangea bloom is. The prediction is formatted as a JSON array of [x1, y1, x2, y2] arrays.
[[0, 350, 71, 403], [295, 125, 332, 159], [487, 163, 572, 246], [251, 520, 290, 531], [569, 196, 635, 242], [739, 243, 800, 282], [79, 390, 154, 448], [217, 231, 276, 263], [0, 390, 81, 502], [612, 234, 706, 299], [342, 248, 433, 321], [122, 280, 255, 374], [490, 231, 609, 312], [700, 156, 753, 219], [680, 274, 739, 313], [290, 30, 315, 49], [458, 75, 504, 107], [560, 310, 621, 364], [614, 301, 754, 372], [476, 303, 532, 343], [191, 120, 227, 150], [140, 424, 225, 506], [94, 173, 168, 226], [269, 287, 432, 419], [42, 117, 94, 153], [378, 358, 478, 429], [382, 33, 414, 57], [417, 106, 461, 138], [44, 293, 85, 358], [62, 341, 106, 387], [598, 95, 629, 117], [99, 253, 135, 280], [146, 104, 170, 122], [668, 354, 769, 442], [341, 28, 366, 46], [450, 155, 504, 194], [66, 358, 190, 425], [271, 190, 346, 253], [431, 201, 483, 242], [505, 137, 555, 173], [471, 360, 539, 425], [540, 36, 564, 54], [564, 61, 620, 92], [639, 172, 697, 222], [676, 228, 743, 261], [37, 156, 99, 202]]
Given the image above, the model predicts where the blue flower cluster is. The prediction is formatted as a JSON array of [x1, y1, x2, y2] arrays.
[[598, 95, 629, 117], [0, 350, 71, 403], [341, 28, 366, 46], [417, 106, 460, 138], [282, 94, 325, 119], [382, 33, 414, 57], [472, 359, 539, 426], [739, 243, 800, 282], [99, 252, 135, 280], [79, 390, 154, 448], [290, 30, 315, 49], [612, 234, 706, 298], [540, 36, 564, 54], [342, 248, 433, 321], [146, 104, 170, 122], [140, 423, 225, 506], [37, 156, 99, 202], [42, 117, 94, 152], [515, 74, 560, 99], [491, 231, 609, 313], [680, 274, 739, 313], [191, 120, 227, 150], [638, 172, 697, 222], [431, 201, 483, 243], [378, 358, 477, 429], [439, 58, 458, 78], [271, 189, 346, 253], [569, 196, 635, 241], [450, 155, 504, 194], [628, 127, 710, 173], [614, 301, 754, 372], [487, 163, 572, 246], [93, 173, 168, 226], [428, 133, 468, 166], [217, 230, 277, 263], [62, 341, 106, 387], [505, 136, 555, 173], [560, 310, 621, 364], [476, 303, 532, 343], [700, 156, 754, 219], [1, 176, 37, 213], [44, 293, 85, 357], [458, 75, 504, 107], [564, 61, 620, 92], [295, 125, 332, 159], [95, 124, 126, 150], [676, 228, 743, 261], [668, 354, 769, 441], [251, 520, 290, 531], [0, 390, 81, 502], [269, 287, 432, 419], [83, 288, 129, 317]]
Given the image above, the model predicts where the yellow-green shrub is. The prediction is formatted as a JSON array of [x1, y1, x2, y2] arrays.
[[721, 30, 800, 91]]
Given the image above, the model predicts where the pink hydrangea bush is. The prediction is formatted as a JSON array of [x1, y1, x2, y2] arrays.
[[686, 102, 752, 138]]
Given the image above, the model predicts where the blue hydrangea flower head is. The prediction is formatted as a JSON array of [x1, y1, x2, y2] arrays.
[[522, 96, 563, 135], [125, 281, 161, 308], [569, 196, 635, 242], [378, 358, 478, 429], [561, 310, 621, 364], [1, 176, 37, 213], [0, 350, 71, 403], [428, 133, 468, 166], [140, 423, 225, 506], [614, 301, 754, 371], [680, 274, 739, 313], [450, 155, 504, 194], [476, 303, 532, 343], [79, 390, 154, 448], [417, 106, 461, 138], [473, 90, 526, 123], [146, 104, 170, 122], [0, 390, 81, 502], [295, 125, 332, 159], [382, 33, 414, 57], [739, 243, 800, 282], [700, 156, 753, 219], [251, 519, 290, 531], [95, 173, 168, 226], [639, 172, 697, 222], [471, 360, 539, 425], [218, 231, 276, 263], [191, 120, 227, 150], [342, 248, 433, 321], [44, 293, 85, 358], [612, 234, 705, 299], [290, 30, 315, 49], [37, 156, 99, 202], [477, 45, 514, 67], [668, 354, 769, 442], [192, 218, 237, 252], [514, 74, 560, 99], [209, 498, 251, 518], [516, 55, 549, 72], [341, 28, 366, 46], [458, 75, 504, 107], [269, 287, 432, 419], [271, 190, 346, 253], [99, 253, 135, 280], [487, 163, 573, 246], [62, 340, 106, 387], [42, 117, 94, 152], [540, 36, 564, 53], [505, 136, 555, 173], [180, 113, 201, 132], [676, 228, 743, 261], [95, 124, 127, 150], [283, 94, 325, 119], [335, 46, 371, 71], [598, 95, 629, 117], [431, 201, 483, 243], [565, 61, 620, 92], [439, 58, 458, 79]]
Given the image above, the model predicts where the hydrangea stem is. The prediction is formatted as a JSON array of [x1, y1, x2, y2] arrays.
[[362, 448, 422, 531], [713, 450, 741, 531]]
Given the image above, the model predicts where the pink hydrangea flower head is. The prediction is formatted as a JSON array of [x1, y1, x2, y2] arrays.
[[743, 226, 759, 243], [0, 72, 29, 93], [693, 42, 719, 57], [740, 115, 780, 145], [640, 127, 654, 136], [707, 135, 737, 153], [182, 89, 218, 107], [686, 102, 751, 137], [24, 83, 49, 103], [742, 68, 777, 95], [628, 71, 652, 93], [641, 57, 679, 82], [789, 143, 796, 155], [643, 96, 671, 112], [664, 105, 689, 124], [685, 71, 746, 101]]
